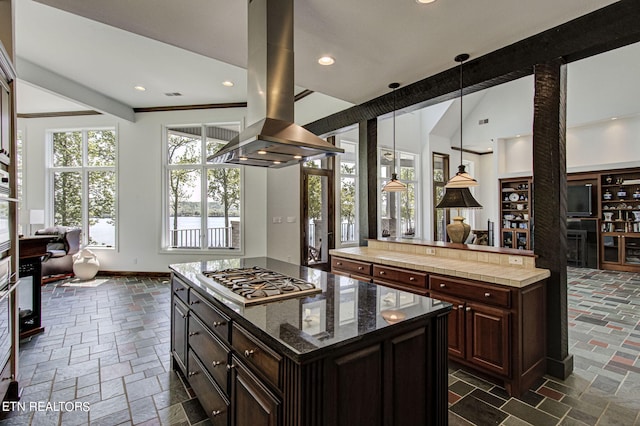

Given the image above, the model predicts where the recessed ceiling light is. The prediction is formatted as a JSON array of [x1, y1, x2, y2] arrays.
[[239, 157, 248, 161], [257, 150, 267, 155], [273, 161, 281, 164], [134, 85, 146, 91], [416, 0, 436, 3], [293, 155, 302, 160], [516, 134, 521, 137], [318, 56, 335, 66], [611, 117, 618, 120], [222, 81, 234, 87]]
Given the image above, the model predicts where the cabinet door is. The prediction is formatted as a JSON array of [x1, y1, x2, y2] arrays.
[[501, 230, 515, 248], [429, 292, 465, 358], [171, 299, 188, 373], [622, 235, 640, 266], [231, 357, 280, 426], [601, 234, 621, 264], [465, 303, 510, 377]]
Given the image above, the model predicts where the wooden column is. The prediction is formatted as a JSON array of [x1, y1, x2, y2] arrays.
[[358, 118, 377, 244], [532, 59, 573, 379]]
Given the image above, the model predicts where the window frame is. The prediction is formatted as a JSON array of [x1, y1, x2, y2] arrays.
[[46, 126, 118, 249], [378, 147, 420, 239], [336, 138, 359, 247], [161, 122, 244, 254]]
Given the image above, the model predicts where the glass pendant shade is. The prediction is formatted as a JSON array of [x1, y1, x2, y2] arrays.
[[435, 187, 482, 209], [382, 82, 405, 192], [382, 173, 407, 192], [445, 164, 479, 188]]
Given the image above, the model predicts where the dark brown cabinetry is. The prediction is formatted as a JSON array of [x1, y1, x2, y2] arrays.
[[499, 177, 532, 249], [429, 274, 545, 397], [170, 264, 450, 426], [332, 255, 546, 397]]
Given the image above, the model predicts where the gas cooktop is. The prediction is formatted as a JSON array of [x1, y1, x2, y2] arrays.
[[198, 266, 321, 306]]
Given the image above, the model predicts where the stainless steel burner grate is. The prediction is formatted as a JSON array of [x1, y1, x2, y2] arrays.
[[202, 267, 319, 300]]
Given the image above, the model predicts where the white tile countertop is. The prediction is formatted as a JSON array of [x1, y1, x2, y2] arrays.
[[329, 246, 550, 288]]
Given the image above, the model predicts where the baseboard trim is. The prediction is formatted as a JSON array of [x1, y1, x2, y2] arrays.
[[97, 271, 171, 278]]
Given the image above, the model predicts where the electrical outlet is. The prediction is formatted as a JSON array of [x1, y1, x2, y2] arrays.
[[425, 248, 436, 255], [508, 256, 523, 265]]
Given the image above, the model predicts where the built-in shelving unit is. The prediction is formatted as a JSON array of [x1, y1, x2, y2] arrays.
[[499, 177, 532, 250], [599, 170, 640, 272]]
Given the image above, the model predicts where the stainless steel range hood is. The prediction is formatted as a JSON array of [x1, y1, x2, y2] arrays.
[[208, 0, 343, 168]]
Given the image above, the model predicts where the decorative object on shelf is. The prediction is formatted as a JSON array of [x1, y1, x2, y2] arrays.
[[382, 82, 406, 192], [72, 249, 100, 281], [509, 192, 520, 202], [618, 188, 627, 199], [604, 212, 614, 222], [634, 189, 640, 199], [604, 189, 612, 200], [606, 175, 613, 184], [633, 211, 640, 222], [443, 53, 479, 189]]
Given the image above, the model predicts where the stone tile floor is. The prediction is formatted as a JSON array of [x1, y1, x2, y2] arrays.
[[0, 267, 637, 425]]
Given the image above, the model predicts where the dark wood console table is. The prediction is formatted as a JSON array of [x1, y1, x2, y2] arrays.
[[18, 236, 56, 339]]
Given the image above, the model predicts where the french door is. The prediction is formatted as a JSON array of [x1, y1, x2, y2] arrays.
[[301, 167, 335, 271]]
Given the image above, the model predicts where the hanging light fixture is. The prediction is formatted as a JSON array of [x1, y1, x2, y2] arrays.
[[436, 54, 482, 244], [382, 82, 407, 192], [445, 53, 478, 188]]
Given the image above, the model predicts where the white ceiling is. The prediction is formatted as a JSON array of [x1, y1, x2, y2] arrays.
[[15, 0, 620, 115]]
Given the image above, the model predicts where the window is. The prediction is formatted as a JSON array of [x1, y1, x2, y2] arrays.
[[433, 153, 449, 241], [48, 128, 117, 247], [164, 123, 242, 251], [379, 148, 419, 238], [337, 140, 358, 245]]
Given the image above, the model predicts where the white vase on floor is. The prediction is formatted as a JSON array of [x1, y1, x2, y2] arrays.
[[73, 249, 100, 280]]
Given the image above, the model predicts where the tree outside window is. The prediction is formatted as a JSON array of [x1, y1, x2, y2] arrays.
[[165, 124, 241, 250], [49, 129, 116, 247]]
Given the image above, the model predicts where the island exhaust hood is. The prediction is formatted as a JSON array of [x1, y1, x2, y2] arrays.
[[209, 0, 344, 168]]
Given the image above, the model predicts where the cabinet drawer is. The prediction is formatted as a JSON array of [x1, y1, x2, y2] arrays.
[[189, 315, 230, 395], [373, 265, 427, 289], [429, 275, 511, 308], [331, 257, 372, 276], [232, 324, 281, 389], [190, 290, 231, 343], [187, 350, 229, 426], [172, 277, 189, 304]]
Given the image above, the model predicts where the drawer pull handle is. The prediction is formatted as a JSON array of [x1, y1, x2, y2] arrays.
[[379, 271, 385, 275], [244, 349, 256, 358], [212, 321, 226, 327], [458, 304, 464, 309], [227, 364, 236, 370], [190, 300, 200, 305], [188, 332, 198, 337], [212, 410, 222, 417], [181, 314, 187, 319], [409, 277, 415, 281], [175, 287, 184, 291], [484, 292, 491, 297], [212, 361, 223, 367], [336, 262, 342, 266], [188, 371, 197, 377], [465, 307, 471, 312], [439, 283, 445, 288], [358, 266, 364, 270]]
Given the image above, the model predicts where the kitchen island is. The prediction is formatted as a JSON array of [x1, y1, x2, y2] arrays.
[[170, 257, 451, 426], [330, 239, 550, 397]]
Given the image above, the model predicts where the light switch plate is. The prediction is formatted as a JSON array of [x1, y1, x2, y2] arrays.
[[508, 256, 523, 265]]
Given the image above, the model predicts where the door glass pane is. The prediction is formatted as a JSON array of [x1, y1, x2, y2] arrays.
[[502, 231, 513, 248], [401, 183, 416, 237], [340, 176, 357, 243], [53, 171, 82, 227], [169, 169, 201, 248], [88, 170, 116, 247], [624, 236, 640, 264], [602, 235, 619, 262], [87, 130, 116, 166], [207, 168, 241, 249], [52, 131, 82, 167], [307, 174, 329, 265]]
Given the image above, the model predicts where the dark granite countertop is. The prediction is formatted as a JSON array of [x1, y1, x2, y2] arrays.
[[169, 257, 451, 362]]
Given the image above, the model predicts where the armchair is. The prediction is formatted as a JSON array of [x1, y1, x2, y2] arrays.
[[34, 226, 81, 281]]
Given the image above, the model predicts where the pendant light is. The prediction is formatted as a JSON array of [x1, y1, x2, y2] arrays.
[[436, 54, 482, 244], [445, 53, 478, 188], [382, 82, 407, 192]]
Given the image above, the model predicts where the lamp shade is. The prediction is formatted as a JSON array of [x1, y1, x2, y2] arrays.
[[435, 187, 482, 209], [445, 165, 479, 188], [382, 173, 407, 192]]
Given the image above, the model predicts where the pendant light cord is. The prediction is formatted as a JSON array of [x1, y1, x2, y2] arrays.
[[459, 57, 463, 165]]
